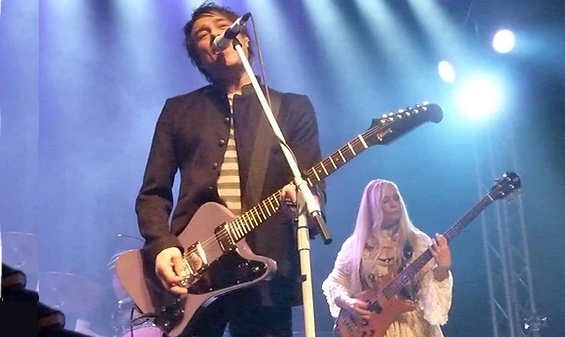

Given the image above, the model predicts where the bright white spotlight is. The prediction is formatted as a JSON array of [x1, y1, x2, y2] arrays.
[[438, 61, 456, 83], [457, 76, 503, 118], [493, 29, 515, 53]]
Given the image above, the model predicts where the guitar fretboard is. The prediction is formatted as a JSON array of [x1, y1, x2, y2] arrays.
[[224, 119, 395, 242], [380, 194, 494, 299]]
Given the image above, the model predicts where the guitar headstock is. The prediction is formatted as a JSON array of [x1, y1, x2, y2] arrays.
[[365, 102, 443, 146], [489, 172, 521, 200]]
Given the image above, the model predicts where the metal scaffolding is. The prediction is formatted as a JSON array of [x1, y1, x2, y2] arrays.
[[474, 121, 546, 337]]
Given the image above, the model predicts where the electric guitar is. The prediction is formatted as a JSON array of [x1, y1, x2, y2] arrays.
[[334, 171, 522, 337], [115, 103, 444, 337]]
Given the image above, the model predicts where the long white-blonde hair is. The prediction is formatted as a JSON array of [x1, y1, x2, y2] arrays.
[[347, 179, 424, 295]]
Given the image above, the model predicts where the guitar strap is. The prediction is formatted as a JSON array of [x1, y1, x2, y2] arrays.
[[244, 91, 282, 209]]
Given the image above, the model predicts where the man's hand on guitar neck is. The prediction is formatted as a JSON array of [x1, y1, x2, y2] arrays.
[[336, 295, 372, 324], [155, 247, 189, 295], [280, 183, 322, 230]]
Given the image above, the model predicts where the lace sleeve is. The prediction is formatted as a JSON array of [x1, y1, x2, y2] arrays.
[[415, 234, 454, 325], [321, 237, 354, 318]]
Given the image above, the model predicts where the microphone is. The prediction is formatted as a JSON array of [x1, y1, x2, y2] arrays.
[[212, 12, 251, 52]]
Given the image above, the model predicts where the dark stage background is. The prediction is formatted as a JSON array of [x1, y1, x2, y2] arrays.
[[1, 0, 564, 336]]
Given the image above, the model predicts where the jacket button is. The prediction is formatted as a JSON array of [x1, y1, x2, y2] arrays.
[[219, 139, 226, 147], [224, 117, 231, 125], [212, 162, 218, 170]]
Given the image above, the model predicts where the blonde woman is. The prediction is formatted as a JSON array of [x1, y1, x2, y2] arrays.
[[322, 179, 453, 337]]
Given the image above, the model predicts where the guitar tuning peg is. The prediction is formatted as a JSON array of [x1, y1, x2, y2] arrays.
[[507, 197, 515, 203]]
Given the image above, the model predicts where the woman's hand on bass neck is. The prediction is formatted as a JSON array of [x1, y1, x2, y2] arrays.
[[430, 233, 451, 282]]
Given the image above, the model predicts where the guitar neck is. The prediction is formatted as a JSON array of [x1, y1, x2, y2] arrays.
[[227, 123, 392, 242], [305, 133, 373, 186], [381, 194, 495, 298]]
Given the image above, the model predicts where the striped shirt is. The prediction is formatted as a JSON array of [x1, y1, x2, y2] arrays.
[[217, 95, 242, 216]]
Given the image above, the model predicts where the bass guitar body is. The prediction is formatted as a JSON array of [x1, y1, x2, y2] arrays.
[[334, 274, 416, 337]]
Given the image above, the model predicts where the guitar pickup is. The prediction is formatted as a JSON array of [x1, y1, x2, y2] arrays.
[[214, 223, 236, 253], [182, 242, 209, 279]]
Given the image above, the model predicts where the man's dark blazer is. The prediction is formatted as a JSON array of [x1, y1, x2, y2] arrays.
[[135, 83, 325, 306]]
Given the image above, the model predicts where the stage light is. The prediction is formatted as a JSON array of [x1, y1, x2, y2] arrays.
[[493, 29, 515, 53], [456, 76, 502, 118], [438, 61, 456, 83]]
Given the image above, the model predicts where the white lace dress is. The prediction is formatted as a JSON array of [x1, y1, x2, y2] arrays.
[[322, 231, 453, 337]]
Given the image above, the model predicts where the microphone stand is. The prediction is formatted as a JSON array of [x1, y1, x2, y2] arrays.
[[231, 39, 332, 337]]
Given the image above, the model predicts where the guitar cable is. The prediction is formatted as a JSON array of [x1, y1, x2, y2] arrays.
[[128, 306, 159, 337], [129, 307, 134, 337]]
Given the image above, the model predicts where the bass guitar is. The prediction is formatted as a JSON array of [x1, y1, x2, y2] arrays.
[[334, 171, 522, 337]]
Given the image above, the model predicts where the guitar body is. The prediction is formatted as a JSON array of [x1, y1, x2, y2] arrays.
[[115, 202, 277, 337], [335, 274, 416, 337]]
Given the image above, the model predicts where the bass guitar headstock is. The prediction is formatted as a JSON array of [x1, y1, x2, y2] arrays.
[[489, 171, 521, 200]]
